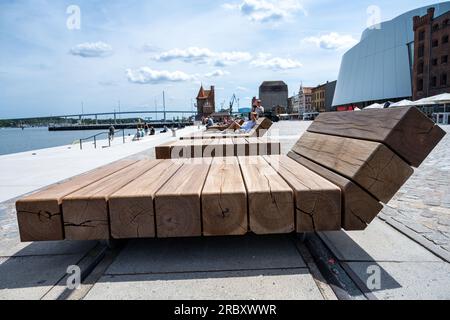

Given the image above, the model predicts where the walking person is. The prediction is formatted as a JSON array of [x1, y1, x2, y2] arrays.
[[108, 125, 115, 142]]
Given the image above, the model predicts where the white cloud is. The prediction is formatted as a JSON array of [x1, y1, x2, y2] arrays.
[[126, 67, 228, 84], [214, 51, 253, 66], [70, 42, 113, 58], [154, 47, 252, 66], [205, 70, 230, 78], [304, 32, 358, 50], [155, 47, 215, 64], [223, 0, 306, 23], [251, 53, 302, 70], [126, 68, 195, 84]]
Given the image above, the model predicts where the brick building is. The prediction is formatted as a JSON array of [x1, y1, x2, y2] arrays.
[[413, 8, 450, 100], [196, 85, 215, 119]]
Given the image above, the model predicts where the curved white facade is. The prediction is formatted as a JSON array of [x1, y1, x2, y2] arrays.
[[333, 2, 450, 107]]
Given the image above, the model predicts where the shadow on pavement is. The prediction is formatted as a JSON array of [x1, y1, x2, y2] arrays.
[[318, 231, 402, 294]]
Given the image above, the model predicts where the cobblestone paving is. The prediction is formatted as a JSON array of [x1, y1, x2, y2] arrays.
[[382, 125, 450, 252]]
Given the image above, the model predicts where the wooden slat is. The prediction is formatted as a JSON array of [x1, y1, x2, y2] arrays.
[[238, 156, 294, 234], [250, 117, 273, 137], [15, 160, 137, 242], [264, 155, 341, 232], [62, 160, 160, 240], [233, 138, 250, 157], [155, 158, 212, 238], [202, 157, 248, 236], [155, 141, 176, 160], [157, 138, 279, 159], [292, 132, 413, 203], [109, 160, 183, 239], [156, 139, 211, 159], [288, 152, 383, 230], [222, 138, 236, 157], [247, 137, 281, 156], [203, 139, 229, 158], [180, 117, 273, 140], [307, 107, 446, 167]]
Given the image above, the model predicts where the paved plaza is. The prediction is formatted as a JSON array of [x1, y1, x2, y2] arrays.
[[0, 120, 449, 300]]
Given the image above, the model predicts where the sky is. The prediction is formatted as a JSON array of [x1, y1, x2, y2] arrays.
[[0, 0, 446, 119]]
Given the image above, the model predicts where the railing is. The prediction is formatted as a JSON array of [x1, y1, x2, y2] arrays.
[[79, 129, 126, 150]]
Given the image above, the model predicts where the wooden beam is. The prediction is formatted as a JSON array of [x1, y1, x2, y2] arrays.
[[15, 160, 137, 242], [155, 141, 176, 160], [288, 152, 383, 230], [238, 156, 294, 234], [202, 157, 248, 236], [307, 107, 446, 167], [203, 139, 230, 158], [292, 132, 413, 203], [264, 155, 341, 232], [251, 117, 273, 137], [62, 160, 160, 240], [155, 158, 212, 238], [180, 117, 273, 140], [109, 160, 183, 239], [247, 138, 281, 156], [233, 138, 249, 157]]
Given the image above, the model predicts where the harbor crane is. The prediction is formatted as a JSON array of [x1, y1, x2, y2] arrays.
[[228, 94, 239, 114]]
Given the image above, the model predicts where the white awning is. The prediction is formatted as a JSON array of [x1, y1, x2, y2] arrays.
[[427, 93, 450, 104], [411, 93, 450, 106], [365, 103, 384, 109], [390, 99, 414, 107]]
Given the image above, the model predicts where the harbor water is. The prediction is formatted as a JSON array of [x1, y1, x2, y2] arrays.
[[0, 127, 138, 156]]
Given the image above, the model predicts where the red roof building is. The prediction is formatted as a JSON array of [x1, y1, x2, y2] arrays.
[[196, 85, 215, 118]]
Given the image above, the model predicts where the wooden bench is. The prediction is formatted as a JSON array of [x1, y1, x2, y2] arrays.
[[15, 107, 445, 242], [155, 137, 281, 160], [180, 117, 273, 140]]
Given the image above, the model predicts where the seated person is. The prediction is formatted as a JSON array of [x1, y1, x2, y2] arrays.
[[206, 117, 214, 128], [228, 113, 257, 133], [255, 100, 265, 117]]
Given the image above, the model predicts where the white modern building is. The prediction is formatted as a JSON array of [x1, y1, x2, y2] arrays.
[[333, 2, 450, 109]]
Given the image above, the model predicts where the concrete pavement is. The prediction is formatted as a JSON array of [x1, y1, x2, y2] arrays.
[[0, 126, 200, 203], [0, 120, 449, 300], [319, 219, 450, 299], [84, 236, 325, 300]]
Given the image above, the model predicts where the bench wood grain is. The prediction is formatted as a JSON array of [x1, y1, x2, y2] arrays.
[[288, 152, 383, 230], [292, 132, 413, 203], [155, 158, 212, 238], [238, 156, 294, 234], [15, 160, 137, 242], [62, 160, 160, 240], [202, 157, 248, 236], [264, 155, 341, 232], [307, 107, 446, 167], [109, 160, 183, 239]]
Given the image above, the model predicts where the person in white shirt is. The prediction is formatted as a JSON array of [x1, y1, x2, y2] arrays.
[[255, 100, 265, 117]]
